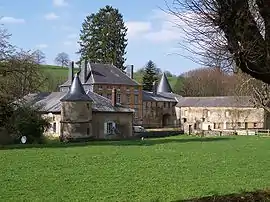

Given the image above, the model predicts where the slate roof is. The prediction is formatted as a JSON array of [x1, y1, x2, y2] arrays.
[[142, 90, 180, 102], [60, 63, 140, 87], [60, 73, 93, 102], [157, 73, 173, 93], [22, 91, 134, 113], [176, 96, 254, 108]]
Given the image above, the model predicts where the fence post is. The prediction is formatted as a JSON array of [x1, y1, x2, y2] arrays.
[[268, 129, 269, 136]]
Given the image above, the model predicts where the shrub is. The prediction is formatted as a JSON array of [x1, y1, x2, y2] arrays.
[[0, 101, 50, 144]]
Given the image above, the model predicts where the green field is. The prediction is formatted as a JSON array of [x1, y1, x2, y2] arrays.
[[1, 135, 270, 201], [41, 65, 178, 90]]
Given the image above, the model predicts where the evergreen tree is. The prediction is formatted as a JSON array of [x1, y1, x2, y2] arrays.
[[78, 5, 128, 70], [142, 60, 159, 91]]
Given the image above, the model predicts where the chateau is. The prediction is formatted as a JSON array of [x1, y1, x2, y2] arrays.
[[23, 61, 268, 140]]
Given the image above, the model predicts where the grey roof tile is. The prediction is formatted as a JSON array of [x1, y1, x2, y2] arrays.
[[157, 73, 172, 93], [60, 73, 92, 102], [60, 63, 140, 87], [176, 96, 254, 107], [23, 91, 134, 113], [142, 90, 179, 102]]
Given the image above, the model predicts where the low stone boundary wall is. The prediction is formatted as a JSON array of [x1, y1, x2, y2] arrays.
[[135, 130, 184, 138]]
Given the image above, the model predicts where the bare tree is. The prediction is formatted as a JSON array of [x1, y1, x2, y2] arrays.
[[179, 67, 236, 96], [55, 52, 70, 67], [235, 72, 270, 112], [166, 0, 270, 84], [33, 49, 46, 64]]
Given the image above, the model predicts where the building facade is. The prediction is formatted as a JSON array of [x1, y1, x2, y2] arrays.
[[24, 73, 135, 141], [175, 96, 266, 133], [59, 61, 144, 125]]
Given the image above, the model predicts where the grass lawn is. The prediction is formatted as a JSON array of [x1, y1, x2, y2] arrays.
[[1, 135, 270, 201]]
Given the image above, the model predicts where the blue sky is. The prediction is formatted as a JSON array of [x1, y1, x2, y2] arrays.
[[0, 0, 200, 75]]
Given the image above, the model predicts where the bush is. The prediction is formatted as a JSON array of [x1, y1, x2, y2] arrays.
[[0, 101, 50, 144]]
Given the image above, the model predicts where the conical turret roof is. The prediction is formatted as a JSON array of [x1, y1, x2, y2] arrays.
[[60, 73, 92, 102], [157, 72, 172, 93]]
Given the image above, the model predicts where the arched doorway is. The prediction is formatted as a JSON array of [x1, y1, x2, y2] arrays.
[[162, 114, 171, 127]]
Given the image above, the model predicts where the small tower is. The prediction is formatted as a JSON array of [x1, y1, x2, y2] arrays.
[[60, 73, 93, 142], [157, 72, 173, 93]]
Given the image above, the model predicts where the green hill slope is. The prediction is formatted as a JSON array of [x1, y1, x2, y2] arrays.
[[41, 65, 178, 91]]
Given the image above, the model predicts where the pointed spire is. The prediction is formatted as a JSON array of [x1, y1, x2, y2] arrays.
[[157, 72, 173, 93], [60, 73, 92, 102]]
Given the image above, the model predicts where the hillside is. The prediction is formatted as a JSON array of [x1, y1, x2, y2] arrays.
[[41, 65, 178, 91]]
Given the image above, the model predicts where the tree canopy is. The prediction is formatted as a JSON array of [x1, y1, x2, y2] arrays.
[[142, 60, 159, 91], [78, 5, 128, 70], [55, 52, 70, 67]]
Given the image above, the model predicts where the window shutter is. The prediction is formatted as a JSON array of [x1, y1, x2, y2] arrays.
[[104, 122, 107, 134]]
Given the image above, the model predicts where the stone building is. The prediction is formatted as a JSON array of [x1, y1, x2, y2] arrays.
[[142, 73, 182, 128], [59, 61, 181, 128], [175, 96, 266, 133], [59, 61, 143, 125], [24, 73, 134, 141]]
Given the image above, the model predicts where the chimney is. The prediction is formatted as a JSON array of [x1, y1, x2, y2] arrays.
[[68, 61, 74, 82], [152, 81, 158, 95], [79, 60, 88, 83], [112, 88, 117, 106], [126, 65, 134, 79], [130, 65, 134, 79]]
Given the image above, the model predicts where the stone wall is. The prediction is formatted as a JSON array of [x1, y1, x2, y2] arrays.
[[142, 101, 178, 128], [92, 112, 133, 139], [178, 107, 265, 132], [44, 111, 133, 140]]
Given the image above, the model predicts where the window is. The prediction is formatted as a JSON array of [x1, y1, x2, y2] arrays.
[[134, 108, 139, 118], [254, 123, 257, 128], [134, 95, 138, 104], [163, 102, 166, 108], [225, 111, 230, 117], [86, 103, 90, 109], [203, 109, 209, 117], [183, 118, 187, 123], [117, 94, 121, 103], [126, 87, 130, 91], [98, 85, 103, 90], [104, 121, 116, 135], [126, 94, 130, 104], [53, 122, 56, 133], [87, 128, 90, 135], [237, 122, 241, 127], [184, 110, 188, 116]]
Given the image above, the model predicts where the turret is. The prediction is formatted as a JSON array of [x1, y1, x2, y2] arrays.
[[157, 72, 173, 93], [60, 73, 93, 142]]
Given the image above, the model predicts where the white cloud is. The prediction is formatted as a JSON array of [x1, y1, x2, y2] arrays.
[[53, 0, 68, 7], [0, 16, 25, 24], [44, 12, 59, 20], [125, 21, 151, 38], [36, 44, 48, 49], [125, 9, 191, 43]]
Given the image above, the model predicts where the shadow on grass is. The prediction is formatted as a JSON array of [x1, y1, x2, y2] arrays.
[[176, 189, 270, 202], [0, 136, 235, 150]]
